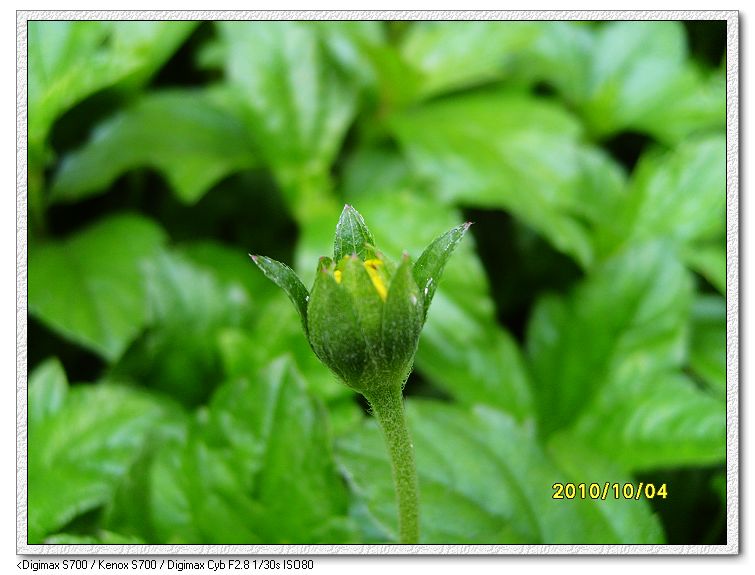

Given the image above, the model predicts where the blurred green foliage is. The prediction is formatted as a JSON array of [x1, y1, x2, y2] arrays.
[[26, 19, 727, 545]]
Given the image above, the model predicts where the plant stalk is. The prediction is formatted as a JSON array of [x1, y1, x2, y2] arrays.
[[364, 384, 419, 544]]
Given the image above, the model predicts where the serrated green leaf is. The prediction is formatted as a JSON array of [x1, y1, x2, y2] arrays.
[[526, 242, 693, 436], [689, 295, 727, 396], [180, 241, 279, 304], [515, 21, 594, 105], [353, 35, 424, 110], [250, 254, 310, 337], [519, 21, 724, 143], [418, 294, 534, 421], [112, 249, 254, 406], [217, 21, 358, 209], [51, 90, 258, 205], [400, 21, 542, 98], [598, 135, 726, 258], [149, 427, 257, 544], [314, 21, 388, 93], [28, 214, 167, 361], [580, 21, 724, 140], [101, 407, 189, 543], [337, 400, 663, 543], [389, 90, 618, 268], [28, 21, 196, 151], [218, 301, 348, 404], [28, 362, 165, 543], [340, 147, 415, 202], [333, 204, 377, 261], [413, 222, 471, 321], [149, 358, 356, 543], [546, 434, 665, 543], [636, 64, 726, 144], [568, 361, 725, 471]]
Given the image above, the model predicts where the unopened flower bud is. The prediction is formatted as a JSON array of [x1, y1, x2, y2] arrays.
[[251, 204, 470, 393]]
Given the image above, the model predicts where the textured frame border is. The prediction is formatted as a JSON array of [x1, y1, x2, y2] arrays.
[[16, 9, 739, 556]]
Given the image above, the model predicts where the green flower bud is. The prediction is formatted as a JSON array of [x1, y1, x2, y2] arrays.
[[307, 251, 423, 392], [250, 204, 470, 394]]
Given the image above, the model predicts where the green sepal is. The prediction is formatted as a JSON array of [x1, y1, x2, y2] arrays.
[[375, 250, 398, 278], [307, 263, 369, 389], [333, 204, 376, 262], [413, 222, 472, 321], [250, 254, 309, 336], [342, 256, 384, 326], [382, 254, 424, 386], [342, 256, 385, 374]]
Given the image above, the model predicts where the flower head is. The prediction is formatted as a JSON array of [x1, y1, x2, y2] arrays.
[[251, 205, 470, 393]]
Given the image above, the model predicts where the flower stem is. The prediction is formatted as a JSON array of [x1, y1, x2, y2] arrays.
[[364, 384, 419, 544]]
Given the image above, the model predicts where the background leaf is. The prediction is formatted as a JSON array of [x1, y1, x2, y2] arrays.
[[29, 214, 167, 361], [217, 21, 359, 212], [28, 358, 67, 427], [111, 249, 255, 406], [526, 242, 693, 436], [389, 90, 622, 267], [148, 358, 355, 543], [546, 434, 666, 542], [566, 361, 726, 471], [51, 90, 258, 204], [597, 135, 726, 261], [683, 243, 727, 295], [28, 21, 196, 150], [689, 295, 727, 396], [579, 21, 723, 141], [28, 361, 166, 543], [516, 22, 594, 105], [400, 21, 541, 98], [337, 400, 663, 543]]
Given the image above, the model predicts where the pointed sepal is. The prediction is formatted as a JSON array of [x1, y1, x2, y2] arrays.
[[334, 204, 376, 262], [382, 253, 423, 381], [307, 262, 369, 388], [413, 222, 472, 322], [250, 254, 310, 336]]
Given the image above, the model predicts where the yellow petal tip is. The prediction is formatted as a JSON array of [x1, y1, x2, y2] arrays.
[[364, 259, 387, 301]]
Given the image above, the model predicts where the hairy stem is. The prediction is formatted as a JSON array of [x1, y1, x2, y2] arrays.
[[364, 384, 419, 544]]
